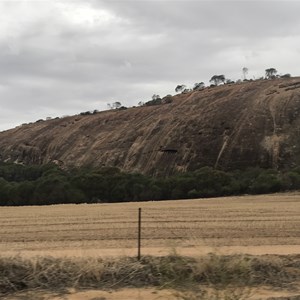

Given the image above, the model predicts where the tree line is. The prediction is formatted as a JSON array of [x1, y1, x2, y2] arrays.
[[173, 68, 291, 95], [21, 68, 291, 126], [0, 162, 300, 206]]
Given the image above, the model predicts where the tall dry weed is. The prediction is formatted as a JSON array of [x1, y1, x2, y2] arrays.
[[0, 253, 299, 297]]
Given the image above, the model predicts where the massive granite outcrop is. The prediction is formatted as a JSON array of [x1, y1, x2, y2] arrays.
[[1, 77, 300, 176]]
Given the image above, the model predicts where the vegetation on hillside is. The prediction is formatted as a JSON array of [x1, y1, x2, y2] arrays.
[[141, 67, 290, 107], [0, 162, 300, 206], [22, 67, 290, 122]]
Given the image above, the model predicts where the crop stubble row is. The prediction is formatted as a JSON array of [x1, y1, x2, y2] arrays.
[[0, 193, 299, 253]]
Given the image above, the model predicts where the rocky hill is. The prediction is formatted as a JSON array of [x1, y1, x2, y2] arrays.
[[1, 77, 300, 176]]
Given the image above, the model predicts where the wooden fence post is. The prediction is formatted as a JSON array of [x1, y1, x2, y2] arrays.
[[137, 208, 142, 260]]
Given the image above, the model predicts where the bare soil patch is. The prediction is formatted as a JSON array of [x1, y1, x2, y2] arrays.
[[2, 286, 300, 300]]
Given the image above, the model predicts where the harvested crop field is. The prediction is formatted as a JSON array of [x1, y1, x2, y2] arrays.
[[1, 192, 300, 299], [0, 192, 300, 258]]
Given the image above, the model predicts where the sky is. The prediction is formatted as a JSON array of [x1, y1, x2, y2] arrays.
[[0, 0, 300, 131]]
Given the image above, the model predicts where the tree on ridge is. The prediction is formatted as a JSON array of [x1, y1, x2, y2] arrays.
[[209, 75, 226, 86], [265, 68, 277, 79]]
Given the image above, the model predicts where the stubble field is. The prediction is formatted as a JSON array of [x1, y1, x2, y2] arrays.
[[0, 192, 300, 257], [1, 193, 300, 300]]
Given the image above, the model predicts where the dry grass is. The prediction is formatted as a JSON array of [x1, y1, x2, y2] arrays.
[[1, 253, 300, 297]]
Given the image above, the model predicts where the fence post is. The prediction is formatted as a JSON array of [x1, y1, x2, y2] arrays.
[[137, 207, 142, 260]]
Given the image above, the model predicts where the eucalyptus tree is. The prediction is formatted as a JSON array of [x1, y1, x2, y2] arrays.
[[209, 75, 226, 86], [265, 68, 277, 79], [175, 84, 186, 93]]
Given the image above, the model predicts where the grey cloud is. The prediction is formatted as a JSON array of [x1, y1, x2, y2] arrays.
[[96, 1, 300, 37], [1, 0, 300, 131]]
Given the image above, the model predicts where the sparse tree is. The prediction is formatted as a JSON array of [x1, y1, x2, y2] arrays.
[[113, 101, 122, 109], [138, 101, 144, 106], [182, 88, 192, 94], [175, 84, 186, 93], [108, 102, 122, 109], [162, 94, 173, 104], [265, 68, 277, 79], [209, 75, 226, 86], [226, 79, 235, 84], [193, 82, 205, 90], [242, 67, 248, 80], [152, 94, 161, 100], [145, 95, 162, 106]]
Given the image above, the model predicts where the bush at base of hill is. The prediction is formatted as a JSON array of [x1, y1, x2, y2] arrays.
[[0, 162, 300, 206]]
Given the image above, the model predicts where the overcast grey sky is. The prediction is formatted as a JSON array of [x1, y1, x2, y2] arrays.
[[0, 0, 299, 131]]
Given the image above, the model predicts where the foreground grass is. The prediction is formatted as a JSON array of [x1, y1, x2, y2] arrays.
[[1, 254, 300, 297]]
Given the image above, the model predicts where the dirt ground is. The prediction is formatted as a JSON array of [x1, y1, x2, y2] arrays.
[[1, 192, 300, 299], [3, 286, 300, 300]]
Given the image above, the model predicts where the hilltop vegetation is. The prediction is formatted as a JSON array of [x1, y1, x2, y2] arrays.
[[0, 162, 300, 206], [1, 76, 300, 176]]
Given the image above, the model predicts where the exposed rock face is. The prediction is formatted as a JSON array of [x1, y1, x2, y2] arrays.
[[1, 77, 300, 176]]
